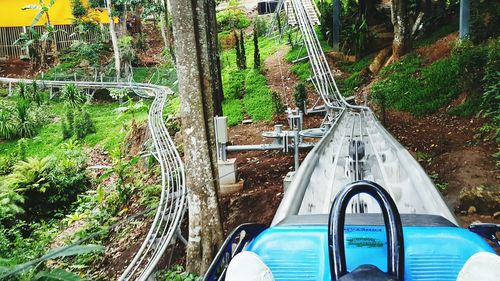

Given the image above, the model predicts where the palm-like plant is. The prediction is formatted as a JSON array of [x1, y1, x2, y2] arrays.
[[21, 0, 59, 64], [61, 84, 86, 108], [0, 106, 16, 140], [15, 100, 37, 138]]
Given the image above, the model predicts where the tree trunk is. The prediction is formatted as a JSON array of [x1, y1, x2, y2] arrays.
[[158, 0, 169, 48], [389, 0, 412, 61], [170, 0, 224, 276], [106, 0, 121, 80]]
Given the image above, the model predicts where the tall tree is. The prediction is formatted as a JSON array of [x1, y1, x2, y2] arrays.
[[240, 30, 247, 69], [253, 24, 261, 69], [390, 0, 411, 61], [106, 0, 121, 80], [234, 31, 242, 69], [170, 0, 224, 275]]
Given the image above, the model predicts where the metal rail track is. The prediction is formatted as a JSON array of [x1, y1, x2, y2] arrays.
[[271, 1, 457, 225], [0, 77, 186, 281]]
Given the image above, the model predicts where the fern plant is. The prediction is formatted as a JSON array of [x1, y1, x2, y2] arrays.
[[4, 156, 52, 193]]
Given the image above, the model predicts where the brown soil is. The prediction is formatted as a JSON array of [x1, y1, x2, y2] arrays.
[[0, 59, 38, 78], [384, 109, 499, 224], [136, 22, 166, 66], [263, 45, 299, 107], [416, 32, 459, 64]]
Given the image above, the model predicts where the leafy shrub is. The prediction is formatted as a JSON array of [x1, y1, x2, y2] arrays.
[[28, 81, 47, 106], [0, 185, 24, 220], [271, 91, 285, 113], [481, 38, 500, 123], [61, 84, 86, 108], [216, 7, 251, 32], [254, 16, 268, 36], [74, 109, 96, 139], [470, 0, 500, 43], [16, 81, 27, 99], [454, 41, 488, 92], [294, 83, 307, 112], [2, 147, 89, 218], [15, 99, 37, 138], [223, 71, 246, 100], [0, 104, 16, 140]]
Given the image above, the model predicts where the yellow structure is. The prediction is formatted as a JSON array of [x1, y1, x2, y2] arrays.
[[0, 0, 110, 27]]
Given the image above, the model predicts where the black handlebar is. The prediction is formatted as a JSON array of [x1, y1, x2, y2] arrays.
[[328, 180, 405, 281]]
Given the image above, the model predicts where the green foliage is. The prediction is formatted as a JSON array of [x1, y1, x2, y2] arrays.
[[216, 6, 251, 32], [470, 0, 500, 43], [15, 99, 37, 138], [29, 81, 47, 106], [0, 104, 16, 140], [0, 184, 24, 220], [74, 109, 96, 139], [454, 41, 489, 92], [291, 63, 312, 82], [243, 70, 275, 121], [157, 265, 202, 281], [480, 38, 500, 123], [0, 221, 58, 265], [240, 30, 247, 69], [71, 0, 87, 18], [294, 83, 307, 112], [61, 84, 86, 109], [448, 94, 482, 117], [340, 71, 365, 97], [17, 81, 28, 99], [253, 24, 261, 70], [222, 99, 244, 126], [33, 268, 84, 281], [223, 71, 246, 100], [69, 40, 106, 67], [1, 141, 89, 218], [100, 148, 139, 204], [271, 91, 285, 114], [254, 16, 268, 36]]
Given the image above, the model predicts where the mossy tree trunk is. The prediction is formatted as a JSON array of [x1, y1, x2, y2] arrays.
[[170, 0, 224, 275], [390, 0, 412, 62]]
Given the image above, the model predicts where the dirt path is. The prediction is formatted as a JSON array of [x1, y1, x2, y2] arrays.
[[263, 45, 299, 107]]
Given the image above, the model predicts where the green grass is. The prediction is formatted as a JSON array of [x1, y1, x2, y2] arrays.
[[0, 98, 148, 161], [371, 54, 461, 116], [291, 63, 312, 82], [220, 35, 283, 124], [449, 94, 483, 117], [336, 55, 374, 96]]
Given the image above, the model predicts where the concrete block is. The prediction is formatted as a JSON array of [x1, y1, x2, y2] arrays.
[[219, 180, 244, 196], [218, 158, 237, 185], [283, 171, 296, 193]]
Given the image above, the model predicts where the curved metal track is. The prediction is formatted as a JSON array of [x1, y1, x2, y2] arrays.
[[0, 77, 186, 281], [271, 1, 457, 225]]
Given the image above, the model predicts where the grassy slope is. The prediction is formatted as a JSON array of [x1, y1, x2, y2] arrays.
[[0, 98, 149, 160], [220, 35, 283, 125]]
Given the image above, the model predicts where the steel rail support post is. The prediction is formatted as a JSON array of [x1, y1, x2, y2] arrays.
[[459, 0, 470, 39], [332, 0, 341, 51]]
